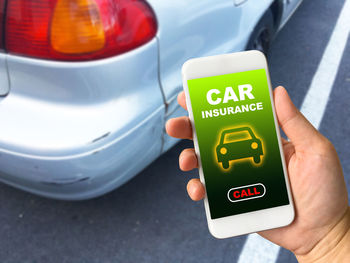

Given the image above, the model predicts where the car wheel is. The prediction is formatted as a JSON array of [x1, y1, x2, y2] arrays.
[[222, 161, 230, 169], [246, 10, 274, 55], [253, 156, 261, 164]]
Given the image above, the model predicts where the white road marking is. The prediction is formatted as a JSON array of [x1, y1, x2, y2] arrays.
[[238, 234, 280, 263], [300, 0, 350, 127], [238, 1, 350, 262]]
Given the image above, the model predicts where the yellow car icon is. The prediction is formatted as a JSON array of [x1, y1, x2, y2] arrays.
[[216, 127, 263, 170]]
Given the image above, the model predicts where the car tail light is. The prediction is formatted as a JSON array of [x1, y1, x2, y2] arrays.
[[0, 0, 5, 50], [5, 0, 157, 61]]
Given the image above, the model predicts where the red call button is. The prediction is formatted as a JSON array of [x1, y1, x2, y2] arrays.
[[227, 183, 266, 202]]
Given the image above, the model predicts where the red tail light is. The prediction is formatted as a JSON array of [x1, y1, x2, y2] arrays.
[[5, 0, 157, 61], [0, 0, 5, 50]]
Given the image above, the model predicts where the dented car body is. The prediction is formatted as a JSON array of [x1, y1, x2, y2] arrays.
[[0, 0, 302, 199]]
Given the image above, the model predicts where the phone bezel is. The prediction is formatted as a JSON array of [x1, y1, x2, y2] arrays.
[[182, 50, 294, 239]]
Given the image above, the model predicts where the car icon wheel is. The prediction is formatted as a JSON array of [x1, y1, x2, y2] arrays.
[[222, 161, 230, 169], [253, 155, 261, 164]]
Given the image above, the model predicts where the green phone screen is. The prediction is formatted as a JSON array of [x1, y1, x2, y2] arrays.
[[187, 69, 290, 219]]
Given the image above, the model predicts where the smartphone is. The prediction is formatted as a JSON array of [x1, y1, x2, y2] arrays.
[[182, 51, 294, 238]]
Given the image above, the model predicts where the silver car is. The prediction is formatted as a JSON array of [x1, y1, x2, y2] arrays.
[[0, 0, 302, 199]]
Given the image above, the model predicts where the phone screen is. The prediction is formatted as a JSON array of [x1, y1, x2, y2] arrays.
[[187, 69, 290, 219]]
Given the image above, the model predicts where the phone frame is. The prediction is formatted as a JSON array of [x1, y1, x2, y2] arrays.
[[182, 51, 294, 238]]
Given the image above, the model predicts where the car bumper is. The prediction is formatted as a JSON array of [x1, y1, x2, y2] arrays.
[[0, 106, 164, 200], [0, 39, 166, 200]]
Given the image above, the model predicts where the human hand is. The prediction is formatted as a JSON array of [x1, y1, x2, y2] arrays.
[[165, 86, 349, 262]]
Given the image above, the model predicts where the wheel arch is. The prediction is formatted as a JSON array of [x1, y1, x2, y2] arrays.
[[270, 0, 284, 31]]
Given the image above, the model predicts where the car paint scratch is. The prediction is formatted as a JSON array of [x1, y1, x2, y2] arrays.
[[41, 176, 90, 186], [90, 132, 111, 144]]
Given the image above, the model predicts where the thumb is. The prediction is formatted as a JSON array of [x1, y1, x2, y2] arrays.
[[274, 86, 320, 148]]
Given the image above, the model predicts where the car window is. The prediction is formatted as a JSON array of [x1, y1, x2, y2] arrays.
[[223, 130, 251, 143]]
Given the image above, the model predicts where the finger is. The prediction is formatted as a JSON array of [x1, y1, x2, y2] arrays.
[[165, 116, 192, 139], [187, 179, 205, 201], [177, 91, 188, 111], [274, 86, 320, 149], [179, 148, 198, 171]]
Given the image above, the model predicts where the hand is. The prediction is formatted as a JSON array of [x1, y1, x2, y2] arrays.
[[166, 86, 349, 261]]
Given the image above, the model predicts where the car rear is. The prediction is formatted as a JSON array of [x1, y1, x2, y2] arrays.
[[0, 0, 165, 199]]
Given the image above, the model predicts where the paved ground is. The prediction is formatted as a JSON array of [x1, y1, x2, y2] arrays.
[[0, 0, 349, 262]]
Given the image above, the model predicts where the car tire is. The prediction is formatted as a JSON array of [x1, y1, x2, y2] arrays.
[[222, 162, 230, 169], [253, 156, 261, 164], [246, 10, 274, 55]]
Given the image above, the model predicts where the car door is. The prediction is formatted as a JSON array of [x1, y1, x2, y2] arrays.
[[147, 0, 241, 103], [148, 0, 276, 152]]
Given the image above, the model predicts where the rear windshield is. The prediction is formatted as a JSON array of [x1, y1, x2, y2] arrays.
[[223, 131, 251, 143]]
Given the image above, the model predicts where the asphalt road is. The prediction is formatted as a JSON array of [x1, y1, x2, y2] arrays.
[[0, 0, 349, 262]]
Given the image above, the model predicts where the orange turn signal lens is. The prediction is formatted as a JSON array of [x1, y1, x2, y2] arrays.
[[50, 0, 105, 54]]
